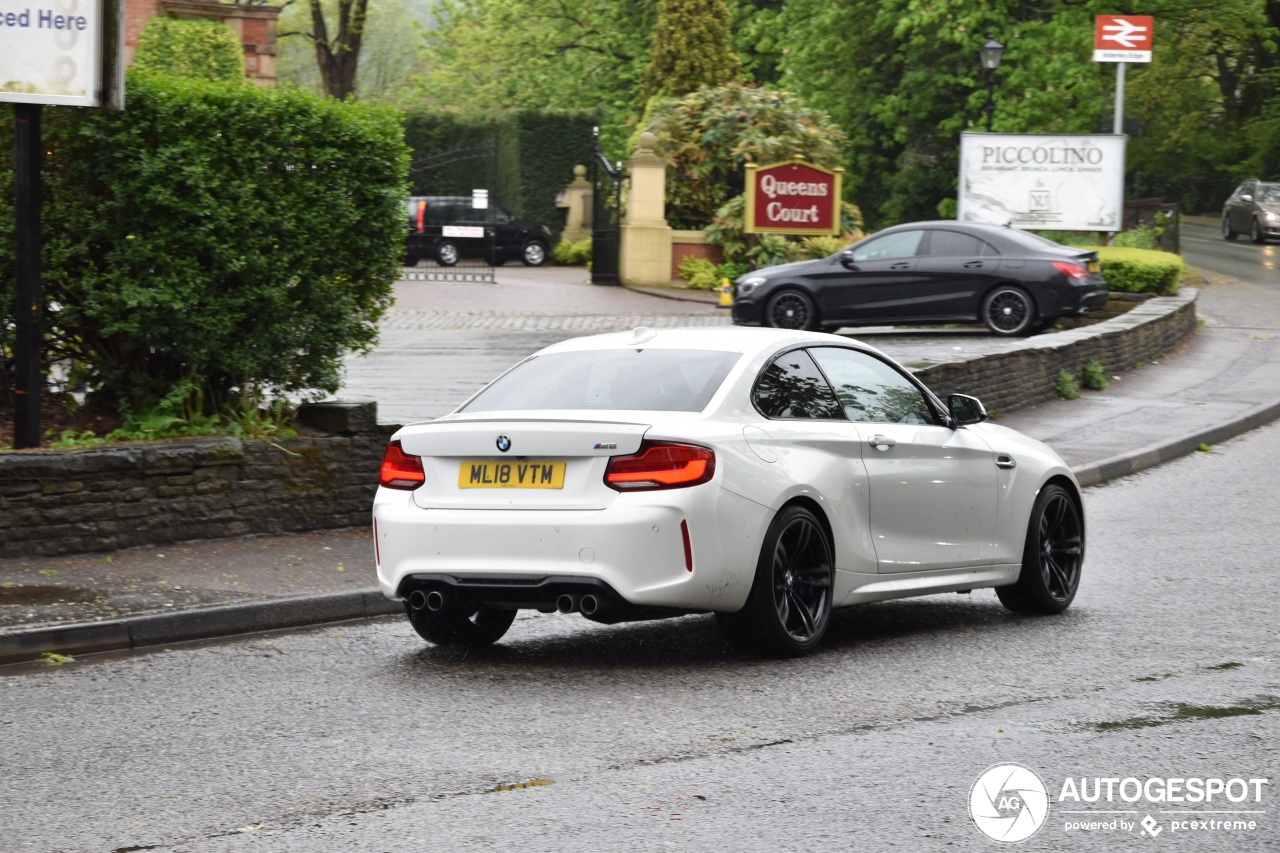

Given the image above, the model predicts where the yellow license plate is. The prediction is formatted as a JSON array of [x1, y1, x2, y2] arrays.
[[1088, 261, 1099, 273], [458, 460, 565, 489]]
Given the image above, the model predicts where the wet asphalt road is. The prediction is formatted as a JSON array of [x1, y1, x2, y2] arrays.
[[4, 225, 1279, 851], [3, 418, 1277, 852]]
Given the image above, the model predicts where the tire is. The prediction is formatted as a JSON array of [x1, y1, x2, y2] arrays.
[[521, 240, 548, 266], [1223, 216, 1238, 241], [996, 483, 1084, 615], [765, 290, 819, 331], [981, 285, 1036, 336], [717, 505, 834, 657], [405, 602, 517, 647], [436, 240, 460, 266], [1252, 218, 1266, 244]]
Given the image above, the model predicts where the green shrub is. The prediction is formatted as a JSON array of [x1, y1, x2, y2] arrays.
[[1111, 225, 1160, 250], [552, 238, 592, 265], [706, 195, 863, 269], [132, 18, 245, 84], [1082, 360, 1109, 391], [677, 256, 720, 290], [0, 73, 408, 418], [716, 261, 749, 282], [1093, 247, 1183, 295], [796, 235, 845, 259], [1056, 369, 1081, 400]]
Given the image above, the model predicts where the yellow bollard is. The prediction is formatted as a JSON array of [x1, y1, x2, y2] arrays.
[[718, 277, 733, 308]]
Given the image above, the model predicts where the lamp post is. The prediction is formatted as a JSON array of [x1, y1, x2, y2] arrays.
[[980, 35, 1004, 132]]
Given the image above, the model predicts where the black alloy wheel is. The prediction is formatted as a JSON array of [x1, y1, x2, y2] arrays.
[[405, 602, 517, 646], [765, 290, 819, 331], [436, 240, 460, 266], [521, 240, 548, 266], [1252, 218, 1267, 245], [996, 483, 1084, 614], [982, 285, 1036, 336], [1223, 216, 1239, 241], [717, 505, 834, 657]]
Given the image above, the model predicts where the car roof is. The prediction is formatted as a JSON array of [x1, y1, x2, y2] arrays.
[[534, 326, 886, 358]]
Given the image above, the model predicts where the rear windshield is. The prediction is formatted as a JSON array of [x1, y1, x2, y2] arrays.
[[461, 349, 741, 412]]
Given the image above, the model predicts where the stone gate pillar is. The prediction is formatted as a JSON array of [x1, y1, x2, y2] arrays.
[[619, 132, 673, 286]]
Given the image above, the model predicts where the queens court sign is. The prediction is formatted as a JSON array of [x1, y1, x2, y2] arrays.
[[957, 132, 1126, 232], [744, 157, 844, 236]]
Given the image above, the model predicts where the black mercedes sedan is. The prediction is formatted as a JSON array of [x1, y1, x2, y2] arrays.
[[731, 221, 1109, 336]]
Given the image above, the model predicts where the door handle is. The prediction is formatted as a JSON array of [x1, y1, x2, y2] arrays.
[[963, 261, 983, 268], [996, 454, 1017, 469], [890, 262, 911, 270], [869, 434, 896, 451]]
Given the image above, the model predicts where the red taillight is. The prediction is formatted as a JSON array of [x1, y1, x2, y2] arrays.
[[604, 442, 715, 491], [1051, 260, 1090, 279], [380, 440, 425, 490]]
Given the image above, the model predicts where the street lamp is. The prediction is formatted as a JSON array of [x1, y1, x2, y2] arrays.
[[980, 35, 1004, 132]]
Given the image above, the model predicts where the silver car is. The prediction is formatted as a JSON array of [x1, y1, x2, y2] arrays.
[[1222, 180, 1280, 243]]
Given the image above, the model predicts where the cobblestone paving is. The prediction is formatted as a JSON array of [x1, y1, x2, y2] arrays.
[[377, 307, 735, 332]]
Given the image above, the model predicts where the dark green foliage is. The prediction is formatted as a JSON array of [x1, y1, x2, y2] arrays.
[[0, 73, 407, 417], [403, 107, 597, 241], [639, 0, 742, 105], [132, 18, 246, 84]]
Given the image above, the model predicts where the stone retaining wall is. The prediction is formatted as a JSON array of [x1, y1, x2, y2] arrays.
[[0, 291, 1196, 559], [0, 403, 394, 559], [907, 290, 1198, 414]]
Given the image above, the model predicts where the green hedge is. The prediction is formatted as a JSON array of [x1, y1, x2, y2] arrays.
[[403, 108, 597, 241], [132, 18, 245, 84], [1093, 247, 1184, 296], [0, 73, 408, 416]]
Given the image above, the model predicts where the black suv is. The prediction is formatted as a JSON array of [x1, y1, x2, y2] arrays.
[[405, 196, 551, 266]]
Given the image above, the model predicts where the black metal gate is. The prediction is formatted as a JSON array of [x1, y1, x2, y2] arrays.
[[590, 128, 625, 286]]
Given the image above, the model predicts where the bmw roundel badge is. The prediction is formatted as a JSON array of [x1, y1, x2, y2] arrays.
[[496, 434, 512, 453]]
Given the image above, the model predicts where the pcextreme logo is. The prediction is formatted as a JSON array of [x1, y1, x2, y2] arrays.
[[969, 765, 1270, 843]]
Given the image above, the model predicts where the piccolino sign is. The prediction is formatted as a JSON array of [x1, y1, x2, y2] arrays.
[[957, 133, 1126, 232]]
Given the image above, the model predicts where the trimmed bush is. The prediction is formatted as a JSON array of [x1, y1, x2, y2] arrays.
[[0, 73, 408, 417], [552, 238, 592, 265], [1094, 247, 1184, 296], [132, 18, 245, 84], [677, 256, 720, 290]]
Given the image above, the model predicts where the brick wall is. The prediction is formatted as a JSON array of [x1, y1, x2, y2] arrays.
[[0, 292, 1196, 559]]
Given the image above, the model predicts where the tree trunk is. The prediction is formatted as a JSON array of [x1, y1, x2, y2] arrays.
[[310, 0, 368, 100]]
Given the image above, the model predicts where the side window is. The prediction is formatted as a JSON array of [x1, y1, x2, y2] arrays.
[[850, 230, 925, 263], [924, 230, 997, 258], [752, 349, 845, 420], [808, 347, 938, 425]]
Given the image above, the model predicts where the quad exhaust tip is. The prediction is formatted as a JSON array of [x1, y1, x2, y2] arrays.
[[556, 593, 579, 614], [407, 589, 446, 612]]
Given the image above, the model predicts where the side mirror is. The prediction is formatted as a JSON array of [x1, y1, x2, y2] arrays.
[[839, 250, 858, 270], [948, 394, 988, 426], [1242, 194, 1254, 203]]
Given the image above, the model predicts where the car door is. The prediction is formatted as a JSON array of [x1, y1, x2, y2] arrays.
[[820, 229, 932, 324], [1227, 181, 1255, 234], [912, 229, 1002, 320], [808, 346, 998, 573]]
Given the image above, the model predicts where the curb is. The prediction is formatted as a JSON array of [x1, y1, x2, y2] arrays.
[[0, 590, 400, 666], [1070, 393, 1280, 487]]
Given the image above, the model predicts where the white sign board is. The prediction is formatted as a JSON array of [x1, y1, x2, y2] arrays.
[[0, 0, 107, 106], [957, 133, 1126, 231]]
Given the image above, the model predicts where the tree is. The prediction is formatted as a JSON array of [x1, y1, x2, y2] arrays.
[[277, 0, 421, 102], [413, 0, 656, 154], [279, 0, 371, 99], [638, 0, 741, 105], [641, 83, 846, 227]]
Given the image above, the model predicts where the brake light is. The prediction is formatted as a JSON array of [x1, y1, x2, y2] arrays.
[[1051, 260, 1090, 279], [380, 440, 425, 490], [604, 441, 715, 491], [415, 199, 426, 233]]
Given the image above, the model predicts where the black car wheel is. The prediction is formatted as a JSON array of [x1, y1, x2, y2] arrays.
[[405, 601, 517, 646], [1252, 218, 1267, 244], [982, 285, 1036, 336], [996, 484, 1084, 615], [1223, 216, 1239, 241], [436, 240, 460, 266], [521, 241, 548, 266], [765, 290, 819, 331], [717, 505, 833, 657]]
